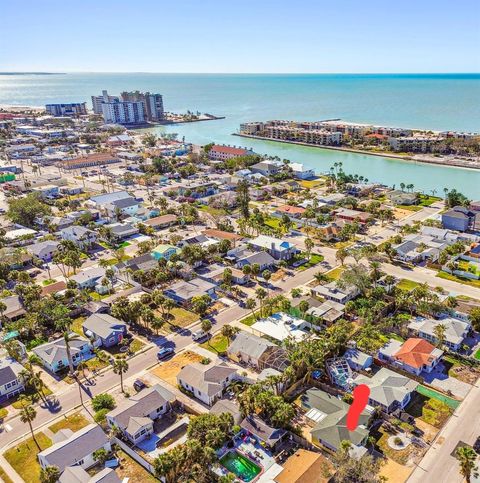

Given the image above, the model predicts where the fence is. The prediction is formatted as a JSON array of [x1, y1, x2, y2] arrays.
[[112, 436, 155, 474]]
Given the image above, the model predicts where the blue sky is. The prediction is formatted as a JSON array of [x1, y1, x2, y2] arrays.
[[1, 0, 479, 73]]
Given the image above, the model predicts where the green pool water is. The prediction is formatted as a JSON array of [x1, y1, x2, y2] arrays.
[[220, 450, 261, 482]]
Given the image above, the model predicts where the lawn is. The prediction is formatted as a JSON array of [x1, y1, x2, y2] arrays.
[[49, 412, 90, 433], [197, 205, 227, 217], [240, 312, 258, 326], [115, 449, 158, 482], [299, 178, 324, 189], [201, 334, 229, 354], [474, 349, 480, 361], [396, 205, 422, 212], [416, 385, 459, 410], [397, 279, 421, 291], [418, 195, 441, 207], [437, 271, 480, 289], [290, 252, 324, 271], [71, 316, 86, 336], [104, 337, 145, 356], [325, 266, 344, 281], [170, 307, 199, 328], [11, 386, 53, 409], [0, 467, 13, 483], [151, 350, 203, 386], [4, 433, 52, 483]]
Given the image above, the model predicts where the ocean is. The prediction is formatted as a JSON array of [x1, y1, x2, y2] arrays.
[[1, 72, 479, 198]]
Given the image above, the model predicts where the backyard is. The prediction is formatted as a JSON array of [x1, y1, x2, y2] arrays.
[[405, 390, 455, 428], [115, 449, 158, 483]]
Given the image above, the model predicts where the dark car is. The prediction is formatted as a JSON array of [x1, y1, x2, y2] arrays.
[[474, 436, 480, 453], [133, 379, 147, 392], [157, 347, 174, 360]]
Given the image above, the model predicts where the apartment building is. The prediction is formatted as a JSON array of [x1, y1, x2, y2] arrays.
[[91, 90, 120, 114], [60, 152, 120, 170], [389, 135, 443, 153], [45, 103, 87, 117], [121, 91, 165, 121]]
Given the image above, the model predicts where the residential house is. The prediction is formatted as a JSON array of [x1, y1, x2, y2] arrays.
[[301, 388, 370, 453], [289, 163, 315, 179], [312, 281, 360, 304], [88, 191, 132, 210], [59, 467, 120, 483], [164, 278, 216, 305], [71, 267, 111, 291], [227, 331, 289, 371], [251, 312, 311, 343], [82, 313, 127, 348], [442, 206, 477, 232], [202, 229, 243, 247], [387, 190, 419, 206], [275, 205, 306, 219], [0, 357, 25, 399], [0, 295, 26, 321], [106, 384, 176, 444], [378, 338, 443, 376], [407, 316, 471, 351], [250, 160, 281, 177], [105, 197, 142, 219], [118, 253, 158, 273], [177, 361, 238, 406], [209, 399, 243, 425], [25, 240, 60, 261], [343, 348, 374, 372], [305, 299, 345, 326], [354, 368, 418, 413], [249, 235, 298, 261], [152, 244, 178, 261], [32, 335, 92, 373], [393, 234, 448, 264], [38, 424, 111, 473], [234, 250, 276, 271], [333, 208, 371, 225], [143, 214, 178, 230], [240, 415, 287, 450], [108, 222, 139, 241], [60, 226, 97, 249]]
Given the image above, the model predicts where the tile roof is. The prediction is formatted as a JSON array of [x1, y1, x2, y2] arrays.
[[393, 338, 440, 369]]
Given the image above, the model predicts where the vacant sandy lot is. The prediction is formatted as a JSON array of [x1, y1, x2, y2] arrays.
[[150, 351, 203, 386], [380, 458, 413, 483]]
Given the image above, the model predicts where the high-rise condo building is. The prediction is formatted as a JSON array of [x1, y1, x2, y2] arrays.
[[91, 90, 120, 115], [45, 103, 87, 116], [121, 91, 165, 121]]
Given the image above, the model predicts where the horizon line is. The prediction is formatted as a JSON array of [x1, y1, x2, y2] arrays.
[[1, 71, 479, 75]]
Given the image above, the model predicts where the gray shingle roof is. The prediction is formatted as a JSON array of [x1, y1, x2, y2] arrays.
[[177, 362, 237, 397], [82, 313, 126, 340], [228, 331, 276, 361], [32, 335, 90, 365], [38, 424, 109, 472]]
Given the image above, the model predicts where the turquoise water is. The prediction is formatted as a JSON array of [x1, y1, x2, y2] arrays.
[[219, 450, 262, 482], [1, 73, 479, 197]]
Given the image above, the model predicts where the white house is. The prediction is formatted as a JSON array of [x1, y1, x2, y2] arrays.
[[38, 424, 110, 472], [60, 226, 97, 249], [106, 385, 176, 444], [289, 162, 315, 179], [0, 358, 25, 399], [177, 362, 238, 406]]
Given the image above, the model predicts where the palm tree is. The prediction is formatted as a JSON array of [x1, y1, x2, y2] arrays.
[[433, 323, 447, 349], [456, 446, 478, 483], [255, 288, 267, 318], [40, 465, 60, 483], [221, 324, 239, 345], [20, 403, 39, 450], [245, 298, 256, 320], [112, 356, 129, 393]]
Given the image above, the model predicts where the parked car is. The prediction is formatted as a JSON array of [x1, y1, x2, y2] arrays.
[[133, 379, 147, 392], [157, 347, 174, 360], [192, 330, 209, 342], [473, 436, 480, 453]]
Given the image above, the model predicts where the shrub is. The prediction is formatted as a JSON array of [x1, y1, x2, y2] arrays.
[[92, 393, 115, 412], [394, 436, 403, 446], [94, 408, 110, 424]]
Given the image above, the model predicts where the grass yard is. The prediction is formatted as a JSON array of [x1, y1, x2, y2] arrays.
[[437, 271, 480, 289], [197, 205, 227, 217], [406, 391, 454, 428], [0, 467, 13, 483], [299, 178, 324, 189], [4, 433, 52, 483], [291, 252, 324, 271], [71, 316, 86, 336], [240, 312, 258, 326], [418, 195, 441, 207], [170, 307, 199, 328], [49, 412, 90, 433], [474, 349, 480, 360], [11, 386, 53, 409], [115, 449, 158, 482], [151, 350, 203, 386], [396, 204, 422, 212], [325, 266, 344, 281], [397, 278, 421, 291], [201, 334, 229, 354]]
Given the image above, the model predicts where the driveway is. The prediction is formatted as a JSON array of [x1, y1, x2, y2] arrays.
[[421, 363, 472, 399]]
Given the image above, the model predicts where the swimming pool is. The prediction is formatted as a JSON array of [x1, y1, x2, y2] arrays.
[[220, 450, 262, 482]]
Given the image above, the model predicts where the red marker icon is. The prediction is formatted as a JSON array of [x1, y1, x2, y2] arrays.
[[347, 384, 370, 431]]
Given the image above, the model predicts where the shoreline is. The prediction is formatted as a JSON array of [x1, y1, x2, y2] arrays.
[[233, 132, 480, 171]]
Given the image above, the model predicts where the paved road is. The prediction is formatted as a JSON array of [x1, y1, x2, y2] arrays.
[[407, 381, 480, 483]]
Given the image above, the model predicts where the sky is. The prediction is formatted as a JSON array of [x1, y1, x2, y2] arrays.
[[1, 0, 479, 73]]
